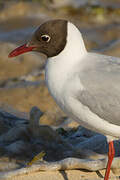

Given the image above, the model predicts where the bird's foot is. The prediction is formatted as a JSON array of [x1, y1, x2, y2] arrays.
[[104, 141, 115, 180]]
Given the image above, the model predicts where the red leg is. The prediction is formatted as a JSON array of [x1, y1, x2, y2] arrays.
[[104, 141, 115, 180]]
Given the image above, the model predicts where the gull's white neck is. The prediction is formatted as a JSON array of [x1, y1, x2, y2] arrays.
[[48, 22, 86, 64], [45, 22, 87, 103]]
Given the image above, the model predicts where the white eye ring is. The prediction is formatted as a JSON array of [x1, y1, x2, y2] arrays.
[[41, 34, 51, 42]]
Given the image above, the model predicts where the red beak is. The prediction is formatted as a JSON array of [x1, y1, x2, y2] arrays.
[[8, 44, 35, 58]]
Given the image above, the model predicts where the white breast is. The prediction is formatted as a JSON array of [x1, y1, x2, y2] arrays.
[[45, 58, 72, 109]]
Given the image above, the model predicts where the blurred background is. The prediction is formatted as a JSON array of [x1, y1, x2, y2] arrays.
[[0, 0, 120, 126]]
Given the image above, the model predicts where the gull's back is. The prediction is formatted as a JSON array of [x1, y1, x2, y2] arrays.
[[77, 52, 120, 126]]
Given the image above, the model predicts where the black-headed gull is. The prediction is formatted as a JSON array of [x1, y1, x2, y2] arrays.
[[9, 19, 120, 180]]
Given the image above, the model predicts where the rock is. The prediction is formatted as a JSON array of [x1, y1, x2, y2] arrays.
[[0, 106, 120, 179], [6, 140, 30, 155], [0, 125, 27, 143], [28, 106, 63, 143]]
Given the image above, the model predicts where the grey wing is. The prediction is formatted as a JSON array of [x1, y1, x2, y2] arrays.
[[78, 52, 120, 126]]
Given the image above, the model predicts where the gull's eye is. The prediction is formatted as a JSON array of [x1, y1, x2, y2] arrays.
[[41, 34, 51, 42]]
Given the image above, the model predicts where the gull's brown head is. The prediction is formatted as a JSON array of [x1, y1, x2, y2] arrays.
[[8, 19, 67, 58]]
